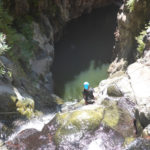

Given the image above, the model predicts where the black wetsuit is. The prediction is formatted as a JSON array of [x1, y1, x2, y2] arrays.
[[83, 88, 95, 104]]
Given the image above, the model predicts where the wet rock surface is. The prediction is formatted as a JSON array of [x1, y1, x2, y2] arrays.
[[6, 98, 138, 150], [124, 138, 150, 150]]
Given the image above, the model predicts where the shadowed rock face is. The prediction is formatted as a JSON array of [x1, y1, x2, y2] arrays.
[[54, 0, 117, 21], [112, 0, 150, 63], [7, 0, 120, 20], [6, 98, 137, 150]]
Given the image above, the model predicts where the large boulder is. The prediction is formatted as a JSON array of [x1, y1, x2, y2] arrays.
[[99, 52, 150, 128], [127, 59, 150, 127], [97, 71, 135, 103], [6, 98, 138, 150], [109, 0, 150, 75]]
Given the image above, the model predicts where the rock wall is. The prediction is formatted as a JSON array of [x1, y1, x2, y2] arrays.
[[1, 0, 150, 119], [0, 0, 120, 123], [54, 0, 114, 21], [109, 0, 150, 75]]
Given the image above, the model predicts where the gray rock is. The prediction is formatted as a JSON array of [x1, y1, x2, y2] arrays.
[[32, 21, 54, 56], [146, 27, 150, 34], [127, 62, 150, 126], [44, 43, 54, 56], [39, 14, 54, 42], [107, 84, 123, 97], [31, 57, 53, 76], [128, 63, 150, 100], [98, 72, 135, 103], [108, 58, 127, 76], [142, 124, 150, 138], [124, 138, 150, 150], [0, 56, 13, 69]]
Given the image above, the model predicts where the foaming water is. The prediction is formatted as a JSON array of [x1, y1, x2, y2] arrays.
[[88, 139, 104, 150], [8, 113, 55, 141], [63, 61, 109, 100]]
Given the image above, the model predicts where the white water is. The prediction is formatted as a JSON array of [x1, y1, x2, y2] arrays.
[[88, 139, 104, 150], [8, 113, 55, 141]]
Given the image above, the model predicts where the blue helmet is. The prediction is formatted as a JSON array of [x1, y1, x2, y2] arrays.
[[84, 82, 89, 90]]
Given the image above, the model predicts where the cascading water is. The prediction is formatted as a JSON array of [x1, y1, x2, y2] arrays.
[[8, 113, 56, 141], [52, 4, 118, 101]]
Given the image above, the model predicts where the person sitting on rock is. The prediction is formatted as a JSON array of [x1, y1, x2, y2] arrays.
[[83, 82, 95, 105]]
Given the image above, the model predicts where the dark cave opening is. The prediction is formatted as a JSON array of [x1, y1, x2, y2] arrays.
[[52, 4, 119, 100]]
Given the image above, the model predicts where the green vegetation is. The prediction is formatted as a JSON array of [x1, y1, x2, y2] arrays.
[[0, 33, 9, 55], [48, 0, 59, 17], [0, 31, 11, 76], [27, 0, 59, 17], [136, 22, 150, 54], [0, 63, 12, 78], [0, 2, 36, 70], [7, 15, 35, 67], [126, 0, 136, 12], [0, 2, 16, 46], [11, 96, 35, 118], [124, 137, 135, 146]]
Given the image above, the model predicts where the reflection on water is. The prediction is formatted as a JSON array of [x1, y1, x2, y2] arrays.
[[52, 5, 118, 101], [63, 61, 109, 100]]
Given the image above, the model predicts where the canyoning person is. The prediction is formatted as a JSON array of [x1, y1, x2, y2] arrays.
[[83, 82, 95, 105]]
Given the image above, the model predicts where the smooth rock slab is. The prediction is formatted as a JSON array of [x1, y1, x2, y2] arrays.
[[127, 63, 150, 106], [127, 62, 150, 126]]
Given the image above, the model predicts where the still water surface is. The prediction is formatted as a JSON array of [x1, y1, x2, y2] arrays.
[[52, 5, 118, 101]]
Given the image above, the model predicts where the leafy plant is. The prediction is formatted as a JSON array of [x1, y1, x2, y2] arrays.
[[126, 0, 136, 12], [0, 61, 12, 77], [135, 22, 150, 54], [0, 33, 10, 55], [0, 2, 36, 71]]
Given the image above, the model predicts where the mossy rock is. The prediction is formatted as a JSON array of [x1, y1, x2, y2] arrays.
[[124, 136, 135, 146], [107, 84, 123, 97], [54, 107, 104, 145], [102, 99, 137, 137], [53, 99, 138, 147], [74, 99, 85, 108], [11, 96, 35, 118], [6, 98, 139, 149], [102, 103, 120, 127]]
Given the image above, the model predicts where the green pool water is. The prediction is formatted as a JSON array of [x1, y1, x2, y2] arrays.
[[52, 4, 118, 101], [63, 61, 109, 100]]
